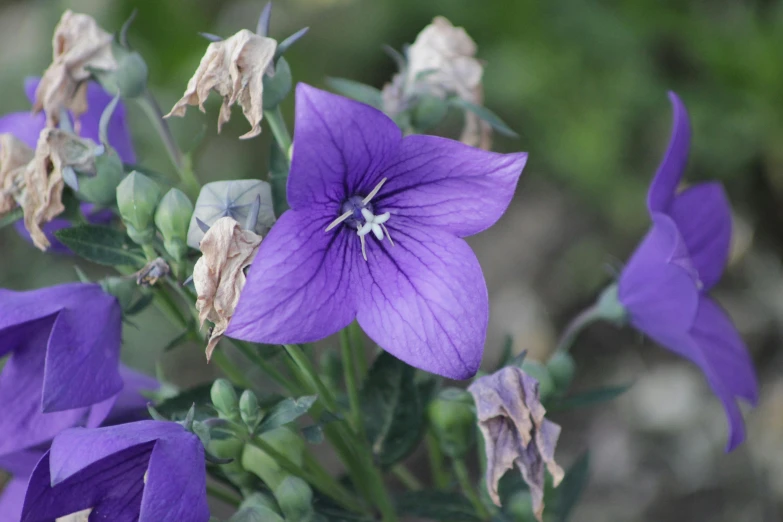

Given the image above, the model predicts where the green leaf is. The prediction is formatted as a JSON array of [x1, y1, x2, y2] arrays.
[[263, 57, 292, 110], [256, 395, 317, 434], [448, 98, 518, 138], [547, 383, 633, 412], [229, 494, 285, 522], [396, 491, 482, 522], [269, 140, 290, 216], [154, 383, 215, 421], [125, 293, 155, 316], [361, 352, 424, 467], [552, 452, 590, 522], [163, 329, 195, 352], [325, 78, 383, 109], [55, 224, 146, 267], [0, 207, 23, 230]]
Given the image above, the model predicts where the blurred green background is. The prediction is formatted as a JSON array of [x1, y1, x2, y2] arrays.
[[1, 0, 782, 520]]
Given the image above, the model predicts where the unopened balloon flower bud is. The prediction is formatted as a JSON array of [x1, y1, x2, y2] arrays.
[[520, 360, 556, 402], [546, 352, 576, 392], [154, 188, 194, 261], [274, 476, 315, 521], [210, 378, 241, 421], [96, 47, 149, 100], [116, 171, 161, 245], [427, 387, 476, 458], [99, 276, 137, 311], [239, 389, 262, 432], [76, 147, 125, 205]]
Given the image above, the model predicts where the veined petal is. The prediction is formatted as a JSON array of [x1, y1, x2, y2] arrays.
[[352, 222, 487, 379], [0, 111, 45, 149], [0, 477, 27, 522], [377, 135, 527, 237], [287, 84, 402, 210], [647, 91, 691, 213], [139, 435, 209, 522], [228, 209, 358, 344], [668, 182, 731, 291]]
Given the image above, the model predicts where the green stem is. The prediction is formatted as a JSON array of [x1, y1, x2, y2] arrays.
[[426, 431, 449, 489], [340, 329, 363, 435], [349, 321, 368, 378], [553, 305, 603, 355], [392, 465, 423, 491], [264, 107, 293, 158], [142, 244, 157, 261], [206, 483, 241, 507], [452, 459, 490, 520], [283, 344, 339, 412], [229, 339, 295, 393], [211, 350, 252, 389]]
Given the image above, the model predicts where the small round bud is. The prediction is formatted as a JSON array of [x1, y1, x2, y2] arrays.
[[99, 276, 136, 311], [546, 352, 576, 392], [520, 360, 556, 402], [239, 389, 262, 431], [95, 47, 149, 99], [210, 378, 240, 421], [116, 171, 161, 245], [412, 95, 449, 131], [274, 476, 314, 521], [154, 188, 194, 261], [427, 387, 476, 458]]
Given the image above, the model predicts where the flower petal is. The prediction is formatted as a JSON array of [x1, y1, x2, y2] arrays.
[[287, 84, 402, 211], [228, 209, 358, 344], [25, 77, 136, 163], [139, 435, 209, 522], [0, 449, 43, 477], [377, 135, 527, 237], [42, 288, 123, 412], [105, 366, 160, 424], [668, 182, 731, 291], [0, 477, 27, 522], [352, 221, 487, 379], [0, 111, 45, 149], [647, 91, 691, 213]]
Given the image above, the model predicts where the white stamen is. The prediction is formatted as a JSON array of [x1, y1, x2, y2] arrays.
[[360, 234, 367, 261], [325, 210, 353, 232], [381, 223, 394, 245], [362, 177, 388, 205]]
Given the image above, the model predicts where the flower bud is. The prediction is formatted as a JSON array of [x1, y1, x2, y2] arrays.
[[412, 95, 449, 131], [95, 47, 149, 99], [520, 360, 556, 402], [274, 476, 315, 522], [154, 188, 194, 261], [116, 171, 161, 245], [76, 147, 125, 205], [210, 378, 240, 421], [427, 387, 476, 458], [546, 352, 576, 392], [239, 389, 262, 432], [99, 276, 136, 311]]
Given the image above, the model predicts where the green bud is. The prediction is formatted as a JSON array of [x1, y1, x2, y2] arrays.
[[241, 427, 305, 489], [209, 437, 244, 461], [154, 188, 193, 261], [546, 352, 576, 392], [99, 276, 136, 311], [427, 387, 476, 458], [596, 283, 628, 325], [116, 171, 161, 245], [520, 360, 556, 402], [95, 46, 149, 99], [274, 476, 315, 522], [412, 95, 449, 131], [210, 378, 240, 421], [76, 148, 125, 205], [239, 389, 262, 432]]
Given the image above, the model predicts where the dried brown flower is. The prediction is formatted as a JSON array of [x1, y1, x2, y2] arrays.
[[0, 134, 34, 215]]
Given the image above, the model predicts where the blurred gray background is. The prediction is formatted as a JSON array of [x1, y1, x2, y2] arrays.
[[1, 0, 782, 520]]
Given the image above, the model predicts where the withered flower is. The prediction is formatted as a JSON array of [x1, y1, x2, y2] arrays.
[[0, 134, 34, 215], [34, 11, 117, 130], [24, 129, 100, 251], [166, 29, 277, 139], [193, 216, 262, 359], [468, 365, 564, 522]]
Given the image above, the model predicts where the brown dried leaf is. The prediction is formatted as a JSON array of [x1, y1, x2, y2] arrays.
[[34, 11, 117, 130], [0, 134, 34, 215], [166, 29, 276, 140], [193, 216, 262, 359]]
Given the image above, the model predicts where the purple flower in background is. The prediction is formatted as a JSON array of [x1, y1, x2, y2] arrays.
[[617, 92, 758, 451], [20, 421, 210, 522], [228, 85, 527, 379], [0, 367, 158, 522], [0, 283, 123, 457], [0, 78, 135, 253]]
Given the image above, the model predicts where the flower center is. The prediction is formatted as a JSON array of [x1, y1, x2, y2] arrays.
[[324, 177, 394, 261]]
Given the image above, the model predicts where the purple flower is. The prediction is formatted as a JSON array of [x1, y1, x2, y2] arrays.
[[468, 366, 563, 522], [617, 92, 758, 451], [20, 420, 209, 522], [0, 78, 135, 253], [228, 85, 527, 379], [0, 367, 158, 522], [0, 283, 123, 457]]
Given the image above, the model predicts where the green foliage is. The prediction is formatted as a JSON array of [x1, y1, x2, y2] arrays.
[[448, 98, 518, 138], [229, 494, 285, 522], [395, 491, 483, 522], [269, 141, 290, 217], [55, 224, 146, 266], [550, 452, 590, 522], [263, 57, 293, 110], [257, 395, 317, 435], [325, 78, 384, 109]]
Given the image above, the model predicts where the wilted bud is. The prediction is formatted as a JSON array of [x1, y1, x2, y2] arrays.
[[520, 360, 555, 402], [34, 11, 117, 130], [274, 476, 315, 522], [239, 389, 262, 432], [427, 387, 476, 458], [187, 180, 275, 249], [211, 378, 241, 421], [154, 188, 194, 261], [0, 134, 34, 216], [546, 352, 576, 392], [95, 47, 149, 100], [99, 276, 136, 311], [76, 147, 125, 205], [193, 216, 262, 360], [165, 29, 277, 139], [116, 171, 161, 245]]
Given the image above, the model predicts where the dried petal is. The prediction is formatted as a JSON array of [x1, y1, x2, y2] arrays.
[[468, 365, 564, 522], [23, 129, 99, 250], [34, 11, 117, 130], [166, 29, 276, 139], [0, 134, 34, 215], [193, 216, 262, 359]]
